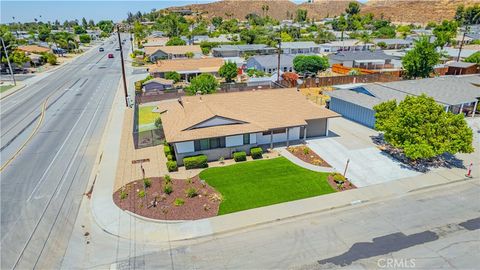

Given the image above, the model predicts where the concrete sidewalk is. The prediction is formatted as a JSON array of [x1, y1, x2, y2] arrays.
[[90, 82, 479, 243]]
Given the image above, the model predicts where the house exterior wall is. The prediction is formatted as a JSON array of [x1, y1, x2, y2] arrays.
[[175, 143, 255, 165], [255, 127, 300, 144], [305, 119, 327, 137], [329, 97, 376, 128]]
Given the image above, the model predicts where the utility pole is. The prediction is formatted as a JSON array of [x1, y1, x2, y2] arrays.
[[457, 26, 469, 62], [117, 25, 129, 107], [276, 38, 281, 83], [1, 38, 16, 86]]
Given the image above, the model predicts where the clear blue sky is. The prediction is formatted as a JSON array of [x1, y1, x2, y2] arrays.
[[1, 0, 369, 24]]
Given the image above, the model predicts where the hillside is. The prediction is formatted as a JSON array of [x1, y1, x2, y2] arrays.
[[362, 0, 480, 24], [165, 0, 480, 24]]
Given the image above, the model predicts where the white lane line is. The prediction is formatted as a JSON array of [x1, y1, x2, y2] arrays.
[[26, 92, 94, 202]]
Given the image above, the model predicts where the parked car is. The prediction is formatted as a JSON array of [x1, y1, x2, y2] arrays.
[[115, 48, 120, 51], [99, 47, 104, 52], [108, 53, 114, 58]]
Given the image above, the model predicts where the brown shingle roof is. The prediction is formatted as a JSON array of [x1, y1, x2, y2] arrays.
[[158, 45, 201, 55], [158, 88, 339, 142], [148, 58, 224, 73], [17, 45, 50, 53]]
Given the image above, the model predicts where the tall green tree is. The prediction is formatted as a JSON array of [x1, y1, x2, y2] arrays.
[[373, 95, 473, 160], [293, 55, 329, 75], [97, 20, 114, 33], [219, 61, 238, 82], [81, 17, 88, 29], [433, 20, 458, 49], [401, 36, 439, 79], [295, 9, 308, 23], [186, 73, 219, 95], [166, 36, 186, 46], [165, 71, 181, 83], [133, 21, 148, 47]]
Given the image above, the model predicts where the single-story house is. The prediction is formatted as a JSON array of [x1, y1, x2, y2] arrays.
[[145, 45, 202, 62], [446, 62, 479, 75], [373, 39, 412, 49], [142, 78, 174, 92], [319, 40, 374, 53], [328, 75, 480, 128], [148, 58, 224, 82], [143, 37, 169, 47], [212, 44, 276, 57], [281, 41, 321, 54], [246, 54, 295, 74], [440, 47, 478, 61], [158, 89, 339, 165], [246, 71, 283, 87], [328, 51, 395, 70]]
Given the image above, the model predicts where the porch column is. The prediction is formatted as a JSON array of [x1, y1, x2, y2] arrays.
[[303, 126, 307, 142], [445, 106, 449, 113], [460, 103, 464, 116], [286, 128, 290, 147], [270, 131, 273, 149], [473, 100, 478, 118]]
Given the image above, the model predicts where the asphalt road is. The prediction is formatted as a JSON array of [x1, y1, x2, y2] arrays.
[[0, 34, 130, 269], [62, 179, 480, 269]]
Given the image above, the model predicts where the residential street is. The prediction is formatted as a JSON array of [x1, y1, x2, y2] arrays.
[[63, 178, 480, 269], [0, 34, 130, 269]]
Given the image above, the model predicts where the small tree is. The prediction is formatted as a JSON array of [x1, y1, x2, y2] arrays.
[[373, 95, 473, 160], [402, 36, 439, 79], [42, 52, 57, 65], [218, 61, 238, 82], [186, 73, 219, 95], [79, 34, 91, 44], [166, 37, 186, 46], [165, 71, 181, 83], [464, 51, 480, 64], [185, 51, 194, 58], [293, 55, 329, 75]]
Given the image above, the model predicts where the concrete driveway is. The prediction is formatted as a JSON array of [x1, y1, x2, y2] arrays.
[[307, 118, 421, 187]]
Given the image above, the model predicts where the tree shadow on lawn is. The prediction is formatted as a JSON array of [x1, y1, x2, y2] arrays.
[[370, 134, 466, 173]]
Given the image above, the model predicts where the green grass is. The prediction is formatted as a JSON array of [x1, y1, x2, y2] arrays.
[[200, 157, 336, 215], [138, 105, 159, 131], [0, 85, 14, 93]]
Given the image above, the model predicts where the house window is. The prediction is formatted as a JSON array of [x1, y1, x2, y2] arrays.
[[243, 134, 250, 145], [262, 129, 286, 136], [194, 137, 226, 151]]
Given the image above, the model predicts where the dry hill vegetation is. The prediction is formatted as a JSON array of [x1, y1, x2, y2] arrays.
[[166, 0, 480, 24]]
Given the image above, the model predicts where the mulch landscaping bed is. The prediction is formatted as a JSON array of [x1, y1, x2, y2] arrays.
[[327, 174, 356, 191], [113, 175, 221, 220], [287, 145, 331, 167]]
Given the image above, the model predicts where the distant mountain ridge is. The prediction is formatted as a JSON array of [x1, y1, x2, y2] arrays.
[[165, 0, 480, 24]]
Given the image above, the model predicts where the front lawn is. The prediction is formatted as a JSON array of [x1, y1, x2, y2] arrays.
[[138, 105, 159, 131], [0, 85, 14, 93], [199, 157, 336, 215]]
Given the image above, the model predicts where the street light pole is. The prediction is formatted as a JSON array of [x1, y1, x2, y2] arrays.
[[117, 25, 129, 107], [1, 38, 16, 86]]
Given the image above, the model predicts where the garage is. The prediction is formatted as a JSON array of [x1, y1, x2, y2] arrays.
[[300, 118, 329, 138], [329, 97, 376, 128]]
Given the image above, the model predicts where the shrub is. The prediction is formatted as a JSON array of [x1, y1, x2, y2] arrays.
[[174, 198, 185, 206], [143, 178, 151, 188], [185, 187, 198, 198], [164, 184, 173, 194], [167, 154, 173, 161], [166, 161, 177, 172], [155, 117, 162, 128], [303, 147, 310, 155], [164, 145, 171, 157], [164, 174, 172, 184], [250, 147, 263, 159], [331, 173, 346, 183], [233, 151, 247, 162], [183, 155, 208, 169], [119, 190, 128, 200], [138, 190, 145, 198]]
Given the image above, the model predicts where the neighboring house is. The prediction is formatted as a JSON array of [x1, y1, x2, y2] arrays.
[[143, 37, 169, 47], [319, 40, 374, 53], [281, 42, 321, 54], [328, 75, 480, 128], [148, 58, 224, 81], [246, 54, 295, 74], [440, 47, 478, 61], [246, 71, 283, 87], [446, 62, 479, 75], [142, 78, 174, 92], [212, 44, 276, 57], [158, 89, 339, 165], [328, 51, 395, 70], [146, 45, 202, 62], [373, 39, 412, 49]]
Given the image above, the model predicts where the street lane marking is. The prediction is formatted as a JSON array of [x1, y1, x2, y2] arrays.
[[0, 97, 48, 172]]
